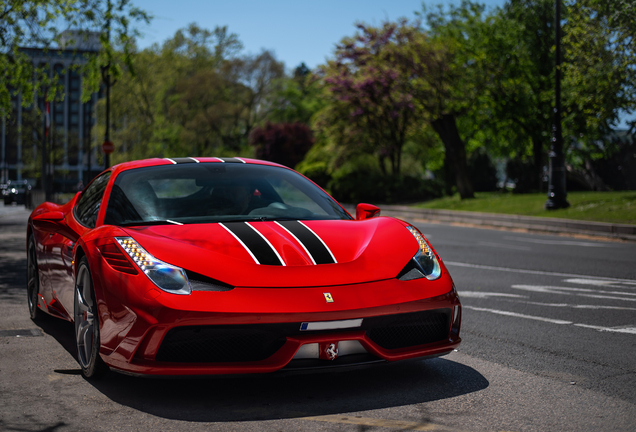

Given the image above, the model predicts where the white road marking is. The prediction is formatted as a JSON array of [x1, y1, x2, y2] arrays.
[[465, 306, 636, 335], [511, 285, 636, 302], [504, 236, 609, 247], [521, 302, 636, 311], [445, 261, 636, 284], [565, 278, 636, 287], [477, 241, 532, 251], [463, 306, 572, 324], [459, 291, 528, 299], [572, 324, 636, 335]]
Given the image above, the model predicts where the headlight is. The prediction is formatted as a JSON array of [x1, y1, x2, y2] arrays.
[[115, 237, 191, 295], [402, 226, 441, 281]]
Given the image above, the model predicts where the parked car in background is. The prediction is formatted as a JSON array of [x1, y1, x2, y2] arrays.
[[2, 180, 32, 205]]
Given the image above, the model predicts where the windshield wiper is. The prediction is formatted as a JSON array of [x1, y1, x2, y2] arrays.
[[119, 219, 184, 227]]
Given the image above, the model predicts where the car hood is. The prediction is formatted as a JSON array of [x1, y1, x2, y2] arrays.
[[122, 217, 419, 288]]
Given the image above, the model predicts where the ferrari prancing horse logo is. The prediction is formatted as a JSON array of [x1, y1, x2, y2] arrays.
[[326, 343, 338, 360], [323, 292, 334, 303]]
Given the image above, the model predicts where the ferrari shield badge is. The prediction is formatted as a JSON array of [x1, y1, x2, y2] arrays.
[[323, 292, 334, 303]]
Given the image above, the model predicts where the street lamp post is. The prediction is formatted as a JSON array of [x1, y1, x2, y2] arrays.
[[101, 0, 113, 169], [545, 0, 569, 210]]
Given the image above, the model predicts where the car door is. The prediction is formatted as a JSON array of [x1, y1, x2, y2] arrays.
[[52, 172, 111, 317]]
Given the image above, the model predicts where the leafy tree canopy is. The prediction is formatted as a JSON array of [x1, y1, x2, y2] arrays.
[[0, 0, 149, 114]]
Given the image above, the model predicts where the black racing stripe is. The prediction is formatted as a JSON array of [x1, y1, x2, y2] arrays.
[[222, 222, 282, 266], [218, 157, 244, 163], [277, 220, 335, 264], [170, 157, 198, 164]]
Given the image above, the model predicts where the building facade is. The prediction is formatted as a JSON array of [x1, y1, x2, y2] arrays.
[[1, 33, 103, 190]]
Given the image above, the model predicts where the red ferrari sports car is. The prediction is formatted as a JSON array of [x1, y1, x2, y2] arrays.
[[27, 157, 461, 378]]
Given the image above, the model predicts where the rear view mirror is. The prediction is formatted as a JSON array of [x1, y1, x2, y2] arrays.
[[356, 203, 381, 220]]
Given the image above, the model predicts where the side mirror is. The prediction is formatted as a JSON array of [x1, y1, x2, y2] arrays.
[[32, 211, 79, 242], [356, 203, 381, 220], [32, 211, 64, 223]]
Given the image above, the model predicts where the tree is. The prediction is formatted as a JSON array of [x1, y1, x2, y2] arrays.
[[249, 122, 314, 168], [317, 21, 427, 177], [0, 0, 149, 113], [269, 63, 325, 125], [563, 0, 636, 135], [104, 24, 285, 162]]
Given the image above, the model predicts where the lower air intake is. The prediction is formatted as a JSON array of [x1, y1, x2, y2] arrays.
[[366, 310, 451, 350], [156, 326, 286, 363]]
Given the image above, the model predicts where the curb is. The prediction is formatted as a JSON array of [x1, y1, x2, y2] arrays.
[[344, 204, 636, 242]]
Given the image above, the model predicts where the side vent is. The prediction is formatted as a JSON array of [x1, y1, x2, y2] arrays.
[[99, 242, 138, 275]]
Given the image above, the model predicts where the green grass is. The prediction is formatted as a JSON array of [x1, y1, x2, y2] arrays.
[[413, 191, 636, 225]]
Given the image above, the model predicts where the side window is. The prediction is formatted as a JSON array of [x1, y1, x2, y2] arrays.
[[74, 172, 111, 228]]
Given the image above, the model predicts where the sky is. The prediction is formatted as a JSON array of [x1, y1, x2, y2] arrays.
[[131, 0, 632, 128], [132, 0, 506, 70]]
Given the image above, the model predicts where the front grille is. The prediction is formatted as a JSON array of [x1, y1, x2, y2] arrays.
[[365, 310, 451, 350], [155, 308, 451, 363], [156, 326, 286, 363]]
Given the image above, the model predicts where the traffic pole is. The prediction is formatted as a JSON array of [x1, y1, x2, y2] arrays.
[[545, 0, 569, 210]]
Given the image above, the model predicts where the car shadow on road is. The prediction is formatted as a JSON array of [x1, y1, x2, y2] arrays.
[[39, 310, 488, 423], [95, 357, 488, 422]]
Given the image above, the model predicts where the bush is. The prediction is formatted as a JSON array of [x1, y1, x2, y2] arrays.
[[329, 168, 443, 204], [468, 149, 498, 192], [249, 122, 314, 168], [506, 159, 539, 193]]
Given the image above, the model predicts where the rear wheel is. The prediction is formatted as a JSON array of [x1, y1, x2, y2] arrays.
[[27, 236, 41, 320], [74, 257, 108, 379]]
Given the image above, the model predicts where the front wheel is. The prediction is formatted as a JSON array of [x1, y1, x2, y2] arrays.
[[27, 236, 42, 320], [74, 257, 108, 379]]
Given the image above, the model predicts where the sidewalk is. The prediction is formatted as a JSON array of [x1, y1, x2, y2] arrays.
[[345, 204, 636, 242]]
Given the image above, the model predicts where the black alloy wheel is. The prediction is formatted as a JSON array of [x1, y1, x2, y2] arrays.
[[27, 236, 41, 320]]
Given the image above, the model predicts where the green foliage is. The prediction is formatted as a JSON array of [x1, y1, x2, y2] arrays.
[[327, 154, 443, 204], [104, 23, 285, 163], [414, 190, 636, 224], [0, 0, 149, 113], [268, 63, 325, 125], [562, 0, 636, 135], [249, 122, 314, 168]]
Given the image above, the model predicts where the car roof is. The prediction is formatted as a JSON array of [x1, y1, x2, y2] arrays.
[[109, 157, 288, 177]]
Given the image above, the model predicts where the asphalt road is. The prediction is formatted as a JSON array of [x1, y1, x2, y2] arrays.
[[1, 203, 634, 432]]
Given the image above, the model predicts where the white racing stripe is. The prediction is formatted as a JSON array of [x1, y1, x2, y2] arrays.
[[297, 220, 338, 264], [218, 223, 260, 265], [465, 306, 636, 334], [245, 222, 286, 266], [274, 221, 317, 265]]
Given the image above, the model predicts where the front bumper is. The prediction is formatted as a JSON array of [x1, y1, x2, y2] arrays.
[[100, 291, 461, 375], [90, 246, 461, 375]]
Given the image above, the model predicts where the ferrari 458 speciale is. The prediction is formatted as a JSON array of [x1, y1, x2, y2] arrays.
[[27, 157, 461, 378]]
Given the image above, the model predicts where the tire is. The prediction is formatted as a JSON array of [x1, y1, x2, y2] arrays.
[[74, 257, 109, 379], [27, 236, 42, 320]]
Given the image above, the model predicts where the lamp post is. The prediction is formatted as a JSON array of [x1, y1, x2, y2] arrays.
[[545, 0, 569, 210], [101, 0, 113, 169]]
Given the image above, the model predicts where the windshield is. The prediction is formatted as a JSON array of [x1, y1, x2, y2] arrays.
[[104, 163, 351, 226]]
